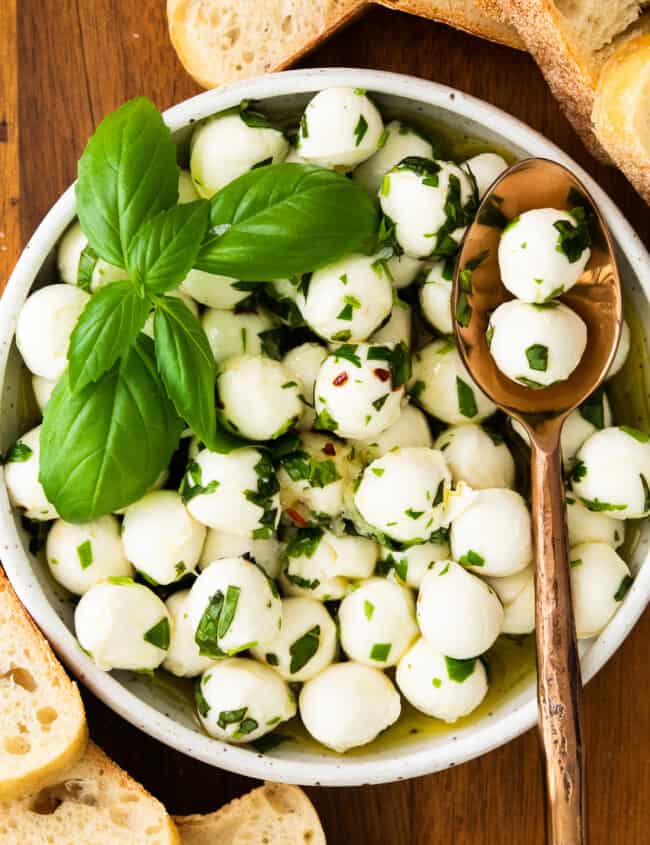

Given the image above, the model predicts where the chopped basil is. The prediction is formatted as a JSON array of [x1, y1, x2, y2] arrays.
[[195, 681, 211, 718], [289, 625, 321, 674], [445, 656, 476, 683], [459, 549, 484, 567], [372, 467, 384, 477], [285, 526, 324, 560], [397, 157, 441, 180], [330, 330, 351, 343], [525, 344, 548, 372], [364, 600, 375, 620], [331, 344, 361, 368], [180, 461, 219, 503], [76, 244, 99, 292], [217, 585, 241, 639], [76, 540, 93, 570], [107, 575, 135, 585], [516, 376, 546, 390], [409, 379, 426, 404], [620, 425, 650, 443], [3, 441, 33, 464], [486, 324, 494, 348], [354, 115, 368, 147], [455, 292, 472, 327], [570, 558, 582, 568], [235, 718, 259, 738], [438, 562, 450, 576], [614, 574, 633, 602], [259, 327, 288, 360], [337, 304, 353, 321], [579, 388, 606, 430], [372, 394, 389, 412], [194, 592, 226, 658], [571, 460, 587, 483], [433, 479, 444, 507], [175, 561, 186, 578], [544, 285, 564, 301], [367, 342, 411, 388], [432, 677, 442, 688], [217, 707, 248, 729], [579, 497, 626, 513], [285, 572, 320, 591], [300, 113, 309, 139], [280, 449, 341, 489], [380, 174, 391, 197], [554, 207, 591, 263], [245, 453, 279, 540], [377, 127, 389, 147], [405, 508, 424, 520], [376, 554, 408, 583], [313, 407, 339, 432], [478, 193, 508, 229], [143, 617, 170, 650], [370, 642, 391, 662], [456, 376, 478, 418], [266, 652, 279, 666], [641, 473, 650, 512]]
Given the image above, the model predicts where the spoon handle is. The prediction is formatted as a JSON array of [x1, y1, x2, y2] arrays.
[[531, 441, 586, 845]]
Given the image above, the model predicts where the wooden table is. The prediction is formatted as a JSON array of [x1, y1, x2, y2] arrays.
[[2, 2, 649, 842]]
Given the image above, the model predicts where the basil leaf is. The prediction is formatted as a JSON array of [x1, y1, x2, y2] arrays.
[[127, 201, 210, 293], [445, 656, 476, 683], [67, 280, 151, 392], [40, 336, 183, 522], [289, 625, 320, 674], [196, 164, 379, 281], [76, 97, 179, 267], [153, 297, 217, 451]]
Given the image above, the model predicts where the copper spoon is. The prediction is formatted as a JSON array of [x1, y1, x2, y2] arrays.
[[452, 158, 622, 845]]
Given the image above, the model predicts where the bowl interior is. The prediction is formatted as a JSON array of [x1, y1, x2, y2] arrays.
[[1, 70, 650, 785]]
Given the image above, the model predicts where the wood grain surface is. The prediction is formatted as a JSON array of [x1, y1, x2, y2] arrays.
[[2, 2, 649, 843]]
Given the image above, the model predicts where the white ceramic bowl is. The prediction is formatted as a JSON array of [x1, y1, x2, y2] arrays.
[[1, 68, 649, 787]]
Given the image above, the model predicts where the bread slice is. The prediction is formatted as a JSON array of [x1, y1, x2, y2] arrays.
[[175, 782, 326, 845], [0, 569, 87, 801], [593, 33, 650, 203], [0, 741, 181, 845]]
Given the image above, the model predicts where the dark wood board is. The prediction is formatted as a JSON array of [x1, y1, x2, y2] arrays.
[[2, 2, 649, 842]]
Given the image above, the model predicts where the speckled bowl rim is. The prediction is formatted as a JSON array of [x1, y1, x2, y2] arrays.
[[1, 68, 649, 787]]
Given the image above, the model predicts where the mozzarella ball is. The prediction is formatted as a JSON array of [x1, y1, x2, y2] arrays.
[[379, 539, 450, 588], [177, 168, 200, 203], [498, 208, 591, 303], [46, 515, 131, 596], [186, 557, 282, 656], [197, 658, 296, 743], [501, 574, 535, 635], [251, 597, 337, 682], [278, 432, 354, 519], [282, 343, 328, 431], [370, 299, 412, 347], [75, 579, 170, 671], [379, 160, 475, 258], [16, 284, 90, 380], [462, 152, 508, 198], [572, 426, 650, 519], [185, 447, 280, 538], [488, 300, 587, 388], [411, 340, 497, 424], [418, 561, 504, 658], [57, 221, 129, 291], [180, 271, 250, 309], [190, 112, 288, 197], [450, 488, 532, 576], [606, 318, 630, 380], [353, 119, 434, 193], [121, 491, 206, 585], [419, 260, 453, 335], [32, 375, 56, 412], [142, 289, 198, 338], [297, 87, 384, 171], [301, 254, 393, 343], [387, 254, 423, 289], [570, 543, 631, 638], [354, 447, 451, 544], [396, 638, 488, 722], [566, 494, 625, 549], [202, 308, 274, 364], [351, 402, 432, 462], [162, 590, 214, 678], [200, 529, 282, 578], [299, 662, 401, 752], [4, 425, 58, 521], [339, 577, 418, 668], [435, 424, 515, 490], [218, 355, 303, 440], [485, 565, 533, 606], [314, 343, 405, 439]]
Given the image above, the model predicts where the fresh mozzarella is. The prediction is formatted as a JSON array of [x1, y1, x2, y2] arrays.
[[199, 529, 282, 578], [338, 577, 418, 668], [196, 658, 296, 743], [606, 318, 631, 380], [566, 494, 625, 549], [462, 152, 508, 198], [396, 637, 488, 722], [177, 168, 200, 203], [354, 447, 451, 544], [379, 539, 450, 589], [4, 425, 58, 521], [282, 343, 328, 431], [142, 289, 198, 338], [297, 87, 384, 171], [121, 491, 206, 585], [313, 343, 405, 439], [488, 300, 587, 388], [379, 159, 475, 258], [75, 579, 170, 671], [387, 254, 423, 289], [299, 662, 401, 752], [46, 515, 131, 596], [184, 447, 279, 537], [180, 272, 251, 309], [419, 260, 454, 335], [251, 597, 337, 682], [16, 284, 89, 380], [569, 542, 631, 638], [202, 308, 275, 363], [57, 221, 128, 291], [417, 561, 504, 658], [435, 424, 515, 490], [162, 589, 214, 678], [411, 340, 496, 424], [301, 254, 393, 343], [450, 488, 532, 576], [484, 565, 533, 606], [353, 119, 434, 194], [186, 557, 282, 656], [501, 574, 535, 635], [32, 375, 56, 412], [351, 402, 432, 462], [571, 426, 650, 519], [218, 355, 303, 440], [190, 112, 288, 197], [370, 298, 412, 347]]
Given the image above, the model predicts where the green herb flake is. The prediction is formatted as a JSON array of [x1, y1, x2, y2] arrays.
[[455, 292, 472, 327], [579, 497, 626, 513], [180, 461, 220, 504], [570, 558, 582, 568], [217, 707, 248, 730], [354, 115, 368, 147], [3, 441, 33, 464], [554, 207, 591, 263], [438, 562, 450, 576], [175, 561, 186, 578], [336, 303, 354, 321], [195, 681, 211, 718], [364, 600, 375, 620], [332, 344, 362, 368], [285, 526, 324, 560], [218, 585, 241, 639], [266, 652, 279, 666], [289, 625, 321, 674], [525, 344, 549, 372], [579, 389, 606, 430], [621, 426, 650, 443], [370, 642, 391, 662], [313, 407, 339, 432], [76, 540, 93, 570], [456, 376, 478, 418], [372, 394, 389, 412], [459, 549, 485, 567], [372, 467, 385, 477], [432, 677, 442, 688], [516, 376, 547, 390], [445, 656, 476, 683], [143, 617, 170, 650], [380, 174, 391, 197], [614, 574, 633, 602], [195, 591, 226, 658]]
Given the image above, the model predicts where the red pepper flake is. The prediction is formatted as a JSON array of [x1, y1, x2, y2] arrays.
[[286, 508, 308, 527], [333, 372, 348, 386], [322, 442, 336, 456], [373, 368, 390, 382]]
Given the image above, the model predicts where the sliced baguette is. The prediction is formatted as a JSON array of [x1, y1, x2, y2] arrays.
[[0, 569, 87, 801], [175, 782, 326, 845], [0, 741, 181, 845]]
